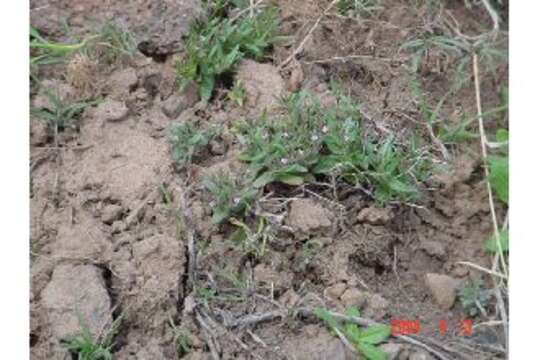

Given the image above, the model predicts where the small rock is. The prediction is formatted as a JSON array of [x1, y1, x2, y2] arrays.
[[340, 288, 367, 308], [419, 238, 447, 260], [425, 273, 459, 310], [324, 283, 348, 300], [161, 83, 199, 119], [41, 264, 112, 341], [380, 343, 404, 360], [101, 204, 124, 225], [357, 207, 393, 225], [287, 198, 332, 234], [95, 99, 129, 122], [109, 68, 138, 96]]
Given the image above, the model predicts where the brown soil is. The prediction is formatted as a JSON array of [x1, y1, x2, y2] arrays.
[[30, 0, 508, 359]]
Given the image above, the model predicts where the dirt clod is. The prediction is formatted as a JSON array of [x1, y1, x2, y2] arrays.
[[101, 204, 124, 224], [134, 0, 204, 59], [324, 282, 348, 300], [419, 237, 447, 260], [95, 99, 129, 122], [108, 67, 139, 99], [282, 325, 356, 360], [161, 83, 199, 119], [41, 264, 112, 341], [424, 273, 459, 310], [357, 206, 393, 225], [287, 198, 332, 234], [236, 59, 285, 117], [53, 218, 112, 263], [340, 287, 366, 308]]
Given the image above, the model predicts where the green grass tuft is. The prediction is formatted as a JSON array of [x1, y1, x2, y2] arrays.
[[176, 7, 280, 100]]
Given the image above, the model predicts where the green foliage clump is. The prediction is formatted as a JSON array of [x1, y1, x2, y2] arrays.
[[63, 315, 123, 360], [168, 122, 216, 168], [30, 23, 135, 74], [458, 280, 493, 317], [203, 172, 258, 223], [236, 91, 425, 203], [31, 90, 97, 132], [176, 7, 280, 100], [229, 217, 273, 258], [316, 307, 391, 360], [485, 229, 509, 253]]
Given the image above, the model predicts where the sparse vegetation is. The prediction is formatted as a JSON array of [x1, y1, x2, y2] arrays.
[[63, 315, 123, 360], [176, 6, 280, 100], [236, 91, 427, 203], [169, 319, 194, 357], [203, 171, 258, 223], [31, 90, 97, 138], [458, 280, 493, 317], [316, 307, 391, 360], [229, 216, 274, 258], [30, 23, 136, 80], [168, 122, 217, 168], [227, 80, 247, 107]]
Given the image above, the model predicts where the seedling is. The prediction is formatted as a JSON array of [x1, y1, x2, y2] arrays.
[[485, 229, 508, 253], [168, 122, 216, 168], [227, 80, 247, 107], [458, 280, 493, 317], [203, 171, 258, 223], [63, 314, 123, 360], [169, 319, 193, 356], [316, 307, 391, 360], [229, 217, 273, 259], [31, 90, 97, 144], [176, 7, 280, 100], [92, 23, 137, 64]]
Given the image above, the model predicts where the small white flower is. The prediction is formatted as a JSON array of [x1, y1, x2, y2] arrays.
[[233, 197, 241, 205], [311, 134, 319, 141], [280, 158, 289, 165], [322, 125, 329, 134], [298, 149, 305, 156], [283, 132, 290, 138]]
